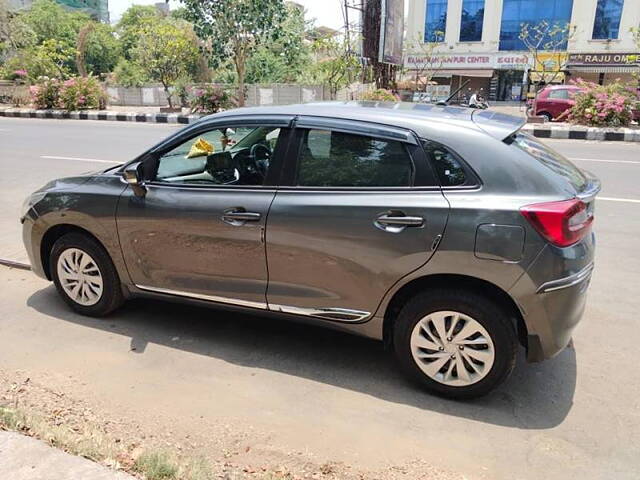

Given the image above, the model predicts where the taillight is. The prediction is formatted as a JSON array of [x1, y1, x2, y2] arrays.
[[520, 199, 593, 247]]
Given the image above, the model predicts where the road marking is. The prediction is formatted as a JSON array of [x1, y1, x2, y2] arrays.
[[41, 155, 122, 164], [569, 157, 640, 165], [599, 197, 640, 204]]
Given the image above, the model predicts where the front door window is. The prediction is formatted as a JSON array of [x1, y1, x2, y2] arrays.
[[155, 126, 282, 186]]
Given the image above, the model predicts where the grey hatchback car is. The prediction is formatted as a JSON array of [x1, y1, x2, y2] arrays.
[[21, 102, 599, 398]]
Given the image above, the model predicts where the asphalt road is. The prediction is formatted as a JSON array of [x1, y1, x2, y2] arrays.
[[1, 116, 640, 479]]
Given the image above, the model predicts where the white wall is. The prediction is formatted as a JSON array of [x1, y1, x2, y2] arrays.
[[407, 0, 640, 54]]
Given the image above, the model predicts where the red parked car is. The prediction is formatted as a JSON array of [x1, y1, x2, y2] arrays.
[[530, 85, 584, 122]]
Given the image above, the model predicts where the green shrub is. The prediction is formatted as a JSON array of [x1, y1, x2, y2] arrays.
[[59, 75, 106, 110], [30, 76, 62, 109], [360, 88, 398, 102], [30, 75, 106, 110], [566, 78, 637, 127], [190, 84, 235, 114], [112, 58, 148, 87]]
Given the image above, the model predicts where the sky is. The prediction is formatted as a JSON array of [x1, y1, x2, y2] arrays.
[[108, 0, 348, 30]]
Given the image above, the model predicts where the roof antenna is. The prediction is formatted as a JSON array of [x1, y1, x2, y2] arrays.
[[436, 79, 471, 106]]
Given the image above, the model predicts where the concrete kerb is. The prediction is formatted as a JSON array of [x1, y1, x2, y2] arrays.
[[0, 108, 202, 125], [2, 107, 639, 140], [521, 123, 639, 142]]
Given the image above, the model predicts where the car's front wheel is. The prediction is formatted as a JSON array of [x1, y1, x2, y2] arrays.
[[393, 289, 517, 399], [539, 111, 553, 122], [50, 232, 124, 316]]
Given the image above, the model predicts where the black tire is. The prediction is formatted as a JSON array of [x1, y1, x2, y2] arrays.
[[393, 289, 517, 399], [50, 232, 124, 317], [539, 111, 553, 122]]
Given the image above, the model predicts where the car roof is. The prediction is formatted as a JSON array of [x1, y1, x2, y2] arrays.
[[207, 101, 525, 142]]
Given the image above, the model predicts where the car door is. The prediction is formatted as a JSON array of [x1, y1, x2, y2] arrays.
[[547, 88, 571, 118], [116, 116, 293, 309], [265, 117, 449, 321]]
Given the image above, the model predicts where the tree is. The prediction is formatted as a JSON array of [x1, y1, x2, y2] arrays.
[[303, 36, 361, 99], [85, 23, 120, 76], [403, 32, 444, 94], [116, 5, 160, 60], [244, 3, 311, 84], [133, 20, 199, 108], [75, 22, 94, 77], [2, 0, 119, 80], [180, 0, 288, 106], [520, 21, 575, 99], [1, 0, 33, 55], [21, 0, 87, 49], [631, 28, 640, 82]]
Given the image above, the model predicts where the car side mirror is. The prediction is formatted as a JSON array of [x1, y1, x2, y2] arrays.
[[123, 162, 147, 197]]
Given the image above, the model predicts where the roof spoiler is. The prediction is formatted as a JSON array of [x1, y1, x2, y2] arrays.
[[471, 109, 527, 141]]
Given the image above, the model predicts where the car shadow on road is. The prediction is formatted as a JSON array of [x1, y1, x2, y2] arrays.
[[27, 285, 576, 430]]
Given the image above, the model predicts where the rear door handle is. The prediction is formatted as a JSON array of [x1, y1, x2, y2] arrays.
[[222, 208, 261, 225], [375, 212, 424, 233], [376, 214, 424, 226]]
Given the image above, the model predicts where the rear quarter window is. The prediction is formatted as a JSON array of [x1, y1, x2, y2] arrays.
[[511, 132, 587, 191], [422, 140, 478, 188]]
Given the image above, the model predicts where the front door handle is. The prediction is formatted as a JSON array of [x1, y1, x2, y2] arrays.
[[375, 212, 424, 233], [222, 208, 261, 225]]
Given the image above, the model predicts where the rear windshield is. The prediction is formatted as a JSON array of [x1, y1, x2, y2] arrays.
[[510, 132, 587, 191]]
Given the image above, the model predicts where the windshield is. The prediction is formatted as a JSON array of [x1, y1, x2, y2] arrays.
[[511, 132, 587, 191]]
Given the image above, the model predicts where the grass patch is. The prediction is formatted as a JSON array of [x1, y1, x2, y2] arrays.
[[0, 403, 331, 480], [0, 406, 26, 430], [134, 450, 180, 479], [0, 405, 120, 464]]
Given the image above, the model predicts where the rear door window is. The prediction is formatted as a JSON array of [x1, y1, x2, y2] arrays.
[[511, 132, 587, 190], [296, 129, 414, 187]]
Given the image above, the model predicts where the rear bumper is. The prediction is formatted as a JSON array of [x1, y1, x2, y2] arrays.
[[510, 233, 595, 362]]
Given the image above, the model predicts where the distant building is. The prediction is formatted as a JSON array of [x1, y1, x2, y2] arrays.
[[7, 0, 110, 23], [406, 0, 640, 102]]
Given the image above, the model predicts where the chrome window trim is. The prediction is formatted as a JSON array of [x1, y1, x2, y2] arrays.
[[135, 285, 268, 310], [143, 182, 277, 193], [536, 263, 594, 294]]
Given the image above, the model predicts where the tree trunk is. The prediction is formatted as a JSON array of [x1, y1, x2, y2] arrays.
[[164, 83, 173, 109], [235, 55, 246, 107], [75, 23, 94, 78]]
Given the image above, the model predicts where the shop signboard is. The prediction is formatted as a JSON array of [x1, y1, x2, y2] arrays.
[[405, 52, 533, 70], [568, 53, 640, 66], [379, 0, 405, 65], [494, 54, 531, 70]]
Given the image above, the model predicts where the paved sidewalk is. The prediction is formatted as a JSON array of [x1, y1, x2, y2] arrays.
[[0, 432, 134, 480]]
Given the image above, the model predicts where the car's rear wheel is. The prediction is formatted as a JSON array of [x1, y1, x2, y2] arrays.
[[50, 232, 124, 316], [393, 289, 517, 399]]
